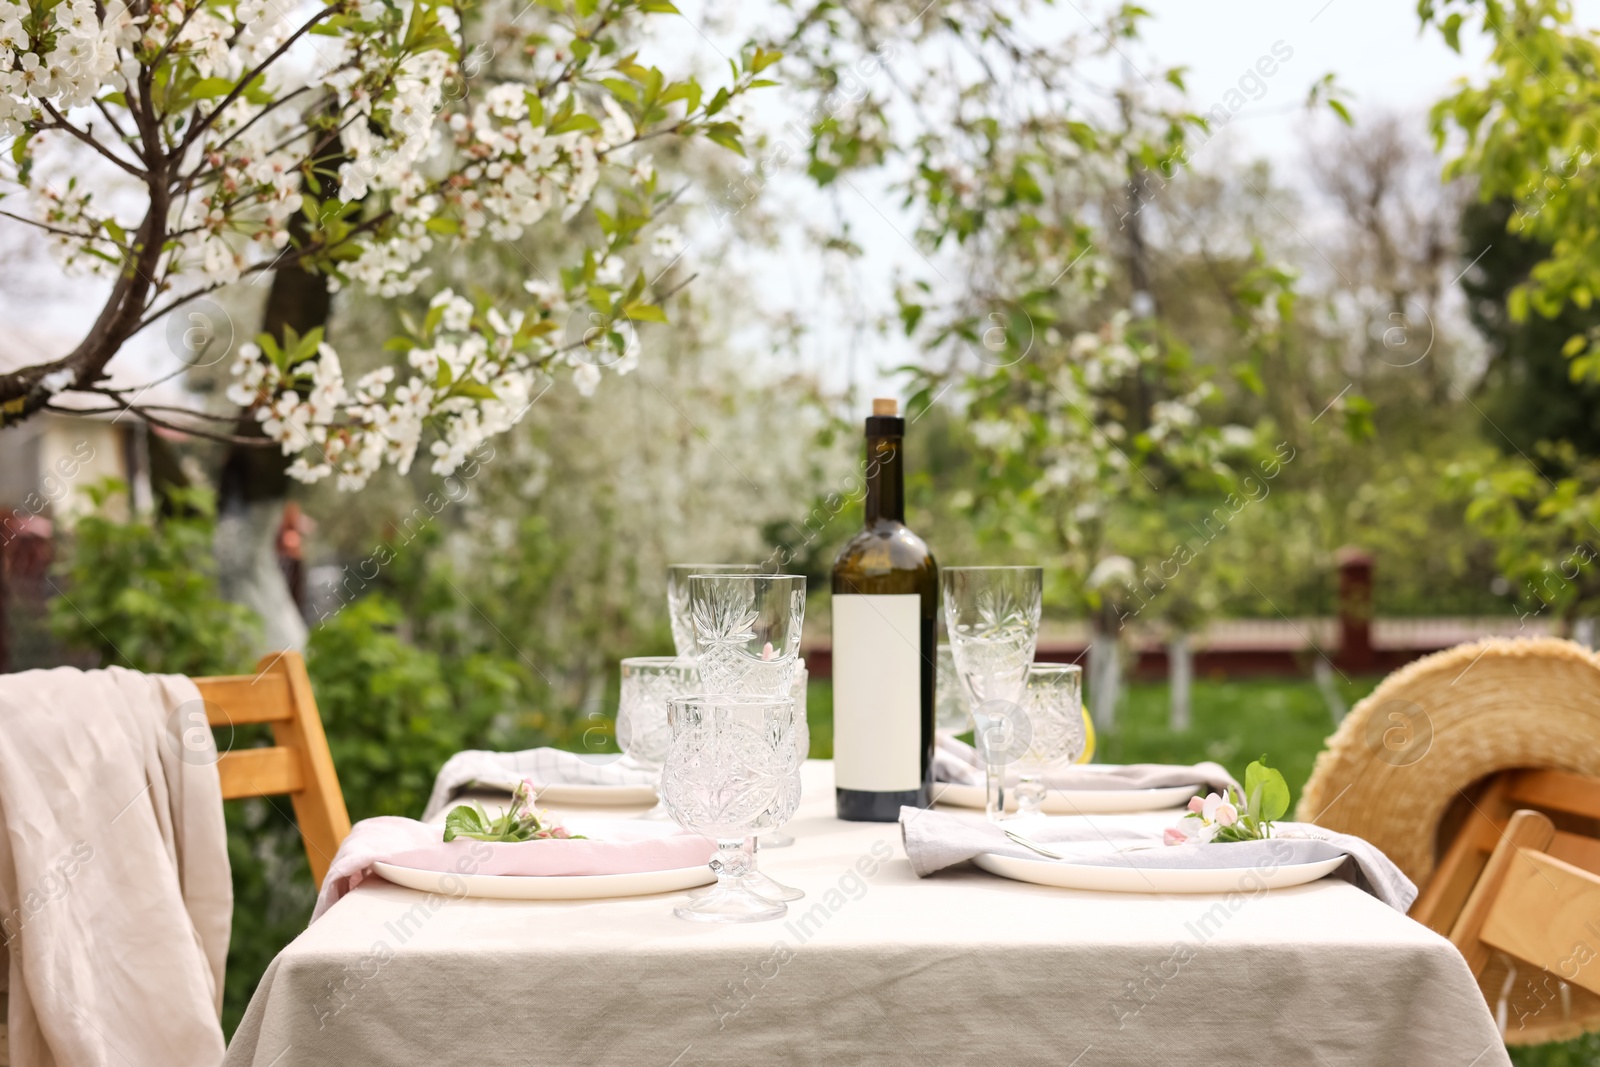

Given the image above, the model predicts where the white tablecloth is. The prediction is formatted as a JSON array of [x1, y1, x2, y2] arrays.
[[224, 761, 1510, 1066]]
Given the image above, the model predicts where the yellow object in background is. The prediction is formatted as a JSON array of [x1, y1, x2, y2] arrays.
[[1077, 705, 1096, 763]]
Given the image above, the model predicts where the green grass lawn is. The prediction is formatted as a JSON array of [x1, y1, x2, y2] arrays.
[[803, 675, 1598, 1066]]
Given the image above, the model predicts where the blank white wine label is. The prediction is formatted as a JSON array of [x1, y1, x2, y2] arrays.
[[832, 594, 922, 792]]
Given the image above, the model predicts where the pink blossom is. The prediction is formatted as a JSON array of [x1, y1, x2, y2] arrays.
[[1163, 826, 1189, 846], [1187, 795, 1206, 814]]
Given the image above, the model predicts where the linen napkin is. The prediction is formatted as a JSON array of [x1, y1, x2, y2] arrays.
[[933, 733, 1239, 795], [313, 815, 715, 920], [423, 747, 657, 820], [898, 806, 1417, 911]]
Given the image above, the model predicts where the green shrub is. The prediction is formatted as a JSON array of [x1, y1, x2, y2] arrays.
[[48, 480, 259, 675]]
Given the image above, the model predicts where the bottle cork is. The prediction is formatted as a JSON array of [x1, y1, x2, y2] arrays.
[[872, 398, 898, 416]]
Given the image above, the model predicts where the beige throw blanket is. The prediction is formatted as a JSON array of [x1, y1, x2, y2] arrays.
[[0, 667, 231, 1066]]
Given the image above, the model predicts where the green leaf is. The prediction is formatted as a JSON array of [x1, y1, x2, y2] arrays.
[[703, 121, 744, 156], [1244, 756, 1290, 824], [1442, 12, 1463, 53], [548, 113, 601, 135], [1508, 284, 1530, 323], [602, 78, 639, 104], [453, 381, 499, 400], [622, 302, 668, 324], [425, 216, 459, 235], [441, 804, 487, 842], [189, 76, 235, 100]]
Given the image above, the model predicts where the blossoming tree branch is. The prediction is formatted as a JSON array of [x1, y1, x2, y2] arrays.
[[0, 0, 775, 487]]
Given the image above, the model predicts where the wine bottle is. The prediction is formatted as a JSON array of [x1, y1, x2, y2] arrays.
[[832, 398, 937, 821]]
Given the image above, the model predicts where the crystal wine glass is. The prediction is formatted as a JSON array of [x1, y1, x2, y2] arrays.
[[1012, 663, 1086, 822], [688, 573, 807, 899], [935, 643, 972, 734], [761, 661, 808, 849], [688, 572, 806, 694], [942, 566, 1043, 821], [617, 656, 699, 819], [662, 693, 804, 923], [667, 563, 759, 659]]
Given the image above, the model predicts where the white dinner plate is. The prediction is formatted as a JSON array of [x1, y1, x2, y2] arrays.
[[528, 781, 658, 806], [972, 850, 1347, 894], [465, 769, 657, 807], [933, 776, 1200, 815], [372, 861, 713, 900]]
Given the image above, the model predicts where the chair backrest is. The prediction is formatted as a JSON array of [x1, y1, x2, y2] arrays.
[[1413, 768, 1600, 934], [194, 651, 351, 886], [1447, 806, 1600, 1009]]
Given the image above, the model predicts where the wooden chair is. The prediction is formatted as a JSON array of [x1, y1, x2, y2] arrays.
[[195, 650, 351, 885], [1412, 768, 1600, 934], [1444, 809, 1600, 996], [1411, 770, 1600, 1035]]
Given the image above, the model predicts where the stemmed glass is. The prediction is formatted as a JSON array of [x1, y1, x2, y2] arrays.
[[942, 566, 1043, 822], [761, 661, 808, 848], [935, 644, 972, 734], [661, 693, 804, 923], [667, 564, 758, 659], [1012, 663, 1086, 822], [688, 573, 807, 899], [688, 573, 806, 693], [617, 656, 699, 819]]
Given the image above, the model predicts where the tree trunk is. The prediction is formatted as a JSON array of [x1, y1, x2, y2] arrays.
[[1168, 633, 1191, 731], [1574, 617, 1598, 651], [214, 255, 330, 656], [1089, 622, 1121, 731], [1313, 657, 1347, 725], [213, 133, 341, 657]]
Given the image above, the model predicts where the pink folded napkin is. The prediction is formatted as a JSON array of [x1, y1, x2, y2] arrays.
[[313, 815, 715, 920]]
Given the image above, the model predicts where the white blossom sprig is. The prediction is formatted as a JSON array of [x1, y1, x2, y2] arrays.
[[0, 0, 780, 476]]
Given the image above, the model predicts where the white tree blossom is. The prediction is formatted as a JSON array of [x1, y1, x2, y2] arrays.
[[0, 0, 777, 488]]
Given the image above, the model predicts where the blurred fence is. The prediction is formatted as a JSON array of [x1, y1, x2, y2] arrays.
[[804, 553, 1561, 680]]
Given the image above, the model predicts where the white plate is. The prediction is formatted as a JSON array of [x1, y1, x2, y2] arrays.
[[372, 861, 712, 900], [972, 851, 1347, 894], [528, 781, 658, 806], [466, 766, 657, 807], [933, 777, 1199, 814]]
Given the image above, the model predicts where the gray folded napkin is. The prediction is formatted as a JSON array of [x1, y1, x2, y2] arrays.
[[898, 806, 1417, 912], [423, 748, 656, 820], [933, 734, 1239, 795]]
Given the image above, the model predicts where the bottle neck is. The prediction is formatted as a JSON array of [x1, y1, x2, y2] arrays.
[[865, 433, 905, 524]]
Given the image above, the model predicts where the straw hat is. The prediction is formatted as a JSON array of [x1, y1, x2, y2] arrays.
[[1300, 636, 1600, 1044]]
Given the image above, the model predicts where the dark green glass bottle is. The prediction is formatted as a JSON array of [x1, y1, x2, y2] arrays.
[[831, 399, 937, 821]]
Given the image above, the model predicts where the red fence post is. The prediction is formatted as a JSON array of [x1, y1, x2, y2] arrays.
[[1336, 547, 1374, 672]]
